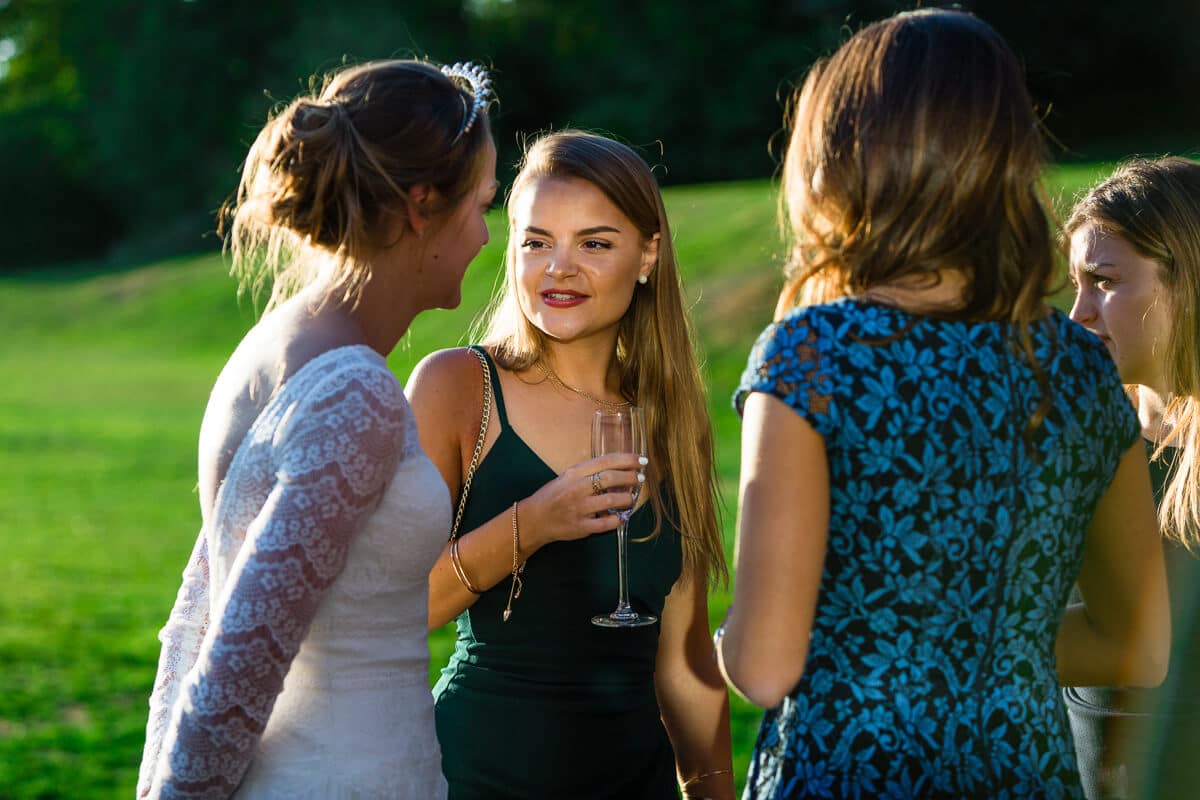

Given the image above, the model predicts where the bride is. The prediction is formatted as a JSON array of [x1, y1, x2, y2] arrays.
[[136, 60, 496, 798]]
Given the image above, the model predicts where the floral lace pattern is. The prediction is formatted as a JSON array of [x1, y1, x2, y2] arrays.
[[734, 299, 1140, 799], [138, 346, 446, 799]]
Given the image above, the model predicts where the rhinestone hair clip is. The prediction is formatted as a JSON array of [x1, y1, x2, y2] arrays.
[[441, 62, 492, 143]]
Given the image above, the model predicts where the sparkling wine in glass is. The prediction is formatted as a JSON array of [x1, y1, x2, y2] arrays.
[[591, 407, 655, 628]]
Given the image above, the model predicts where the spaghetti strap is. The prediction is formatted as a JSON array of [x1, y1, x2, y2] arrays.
[[468, 345, 510, 427]]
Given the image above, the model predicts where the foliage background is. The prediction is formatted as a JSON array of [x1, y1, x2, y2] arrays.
[[1, 0, 1197, 270]]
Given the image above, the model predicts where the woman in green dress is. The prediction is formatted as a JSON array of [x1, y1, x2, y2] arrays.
[[407, 130, 735, 800], [1064, 156, 1200, 799]]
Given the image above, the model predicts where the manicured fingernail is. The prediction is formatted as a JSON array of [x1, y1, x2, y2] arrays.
[[637, 472, 645, 482], [638, 456, 648, 466]]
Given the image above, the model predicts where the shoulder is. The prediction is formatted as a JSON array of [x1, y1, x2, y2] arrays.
[[1045, 309, 1100, 352], [409, 346, 486, 383], [755, 300, 865, 353], [405, 347, 492, 443], [773, 301, 849, 334], [275, 347, 408, 454], [303, 346, 404, 408], [406, 347, 487, 406], [736, 304, 848, 422], [1043, 311, 1139, 439], [744, 302, 853, 372], [1042, 311, 1126, 384], [405, 347, 492, 477]]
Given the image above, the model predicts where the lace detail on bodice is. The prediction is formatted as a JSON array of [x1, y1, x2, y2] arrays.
[[138, 346, 447, 799]]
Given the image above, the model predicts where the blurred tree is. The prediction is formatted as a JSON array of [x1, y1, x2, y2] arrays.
[[467, 0, 895, 183], [0, 0, 481, 269], [968, 0, 1200, 160], [0, 0, 1196, 271], [0, 0, 124, 265]]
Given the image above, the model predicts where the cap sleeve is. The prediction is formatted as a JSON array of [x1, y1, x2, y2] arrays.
[[733, 309, 838, 438]]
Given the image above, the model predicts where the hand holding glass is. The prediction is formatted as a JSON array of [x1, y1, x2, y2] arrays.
[[591, 407, 655, 627]]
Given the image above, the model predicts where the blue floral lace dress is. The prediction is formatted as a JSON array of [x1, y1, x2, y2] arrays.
[[734, 298, 1140, 800]]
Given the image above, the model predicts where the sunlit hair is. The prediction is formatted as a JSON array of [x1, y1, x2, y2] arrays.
[[477, 130, 726, 586], [777, 8, 1059, 443], [220, 59, 494, 311], [1065, 156, 1200, 547]]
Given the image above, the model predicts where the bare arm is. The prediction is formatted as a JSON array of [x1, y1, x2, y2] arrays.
[[717, 391, 829, 708], [407, 349, 642, 629], [654, 572, 734, 800], [1056, 440, 1170, 687]]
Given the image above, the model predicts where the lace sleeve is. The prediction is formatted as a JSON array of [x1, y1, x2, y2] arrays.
[[143, 361, 410, 799], [137, 534, 210, 798]]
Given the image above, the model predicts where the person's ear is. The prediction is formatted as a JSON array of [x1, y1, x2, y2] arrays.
[[639, 232, 661, 283], [404, 184, 438, 237]]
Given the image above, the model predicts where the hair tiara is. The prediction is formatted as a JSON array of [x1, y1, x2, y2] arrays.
[[441, 62, 492, 143]]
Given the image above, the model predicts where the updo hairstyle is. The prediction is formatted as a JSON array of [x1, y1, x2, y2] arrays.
[[222, 59, 493, 309]]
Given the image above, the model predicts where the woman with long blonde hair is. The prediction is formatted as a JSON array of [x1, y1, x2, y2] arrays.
[[407, 130, 733, 799], [715, 10, 1169, 798], [1064, 155, 1200, 799]]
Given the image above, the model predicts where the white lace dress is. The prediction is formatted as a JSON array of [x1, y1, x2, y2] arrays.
[[137, 346, 450, 799]]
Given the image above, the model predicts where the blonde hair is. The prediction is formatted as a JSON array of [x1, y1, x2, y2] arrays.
[[220, 59, 494, 311], [478, 130, 727, 586], [1065, 156, 1200, 546], [776, 8, 1059, 446]]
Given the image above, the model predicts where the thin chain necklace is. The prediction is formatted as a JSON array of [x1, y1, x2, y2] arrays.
[[536, 360, 632, 411]]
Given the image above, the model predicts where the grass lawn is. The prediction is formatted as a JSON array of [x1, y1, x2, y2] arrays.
[[0, 166, 1107, 798]]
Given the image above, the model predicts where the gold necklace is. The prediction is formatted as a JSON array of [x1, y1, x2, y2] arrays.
[[536, 361, 632, 411]]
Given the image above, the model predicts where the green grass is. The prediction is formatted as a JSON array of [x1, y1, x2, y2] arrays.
[[0, 166, 1108, 797]]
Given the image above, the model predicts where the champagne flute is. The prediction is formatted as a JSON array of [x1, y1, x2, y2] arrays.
[[591, 407, 655, 628]]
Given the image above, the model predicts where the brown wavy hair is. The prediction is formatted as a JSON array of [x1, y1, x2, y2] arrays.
[[777, 8, 1059, 443], [1065, 156, 1200, 546], [220, 59, 494, 310], [478, 130, 727, 587]]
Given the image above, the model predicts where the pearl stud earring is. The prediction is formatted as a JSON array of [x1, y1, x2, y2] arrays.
[[638, 275, 648, 285]]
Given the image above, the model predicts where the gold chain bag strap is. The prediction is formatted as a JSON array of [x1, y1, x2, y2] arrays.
[[451, 346, 492, 541], [448, 346, 523, 621]]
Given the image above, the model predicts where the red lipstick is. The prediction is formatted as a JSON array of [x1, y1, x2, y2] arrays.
[[541, 290, 588, 308]]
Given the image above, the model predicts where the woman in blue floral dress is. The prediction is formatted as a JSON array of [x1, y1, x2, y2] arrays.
[[715, 10, 1171, 800]]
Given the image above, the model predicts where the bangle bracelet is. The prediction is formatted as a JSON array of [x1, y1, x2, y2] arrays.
[[682, 768, 733, 789], [502, 501, 526, 621], [449, 538, 481, 594]]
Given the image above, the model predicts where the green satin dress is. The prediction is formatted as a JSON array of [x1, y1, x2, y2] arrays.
[[433, 347, 684, 800]]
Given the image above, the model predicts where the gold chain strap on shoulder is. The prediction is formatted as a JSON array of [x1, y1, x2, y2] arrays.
[[450, 347, 492, 540]]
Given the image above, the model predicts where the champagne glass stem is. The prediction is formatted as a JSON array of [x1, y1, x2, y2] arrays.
[[614, 517, 633, 618]]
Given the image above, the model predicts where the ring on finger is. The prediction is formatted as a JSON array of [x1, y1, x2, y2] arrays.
[[591, 472, 603, 495]]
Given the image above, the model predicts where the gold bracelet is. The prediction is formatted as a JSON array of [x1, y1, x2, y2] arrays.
[[449, 538, 481, 594], [502, 501, 526, 621], [682, 768, 733, 789]]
